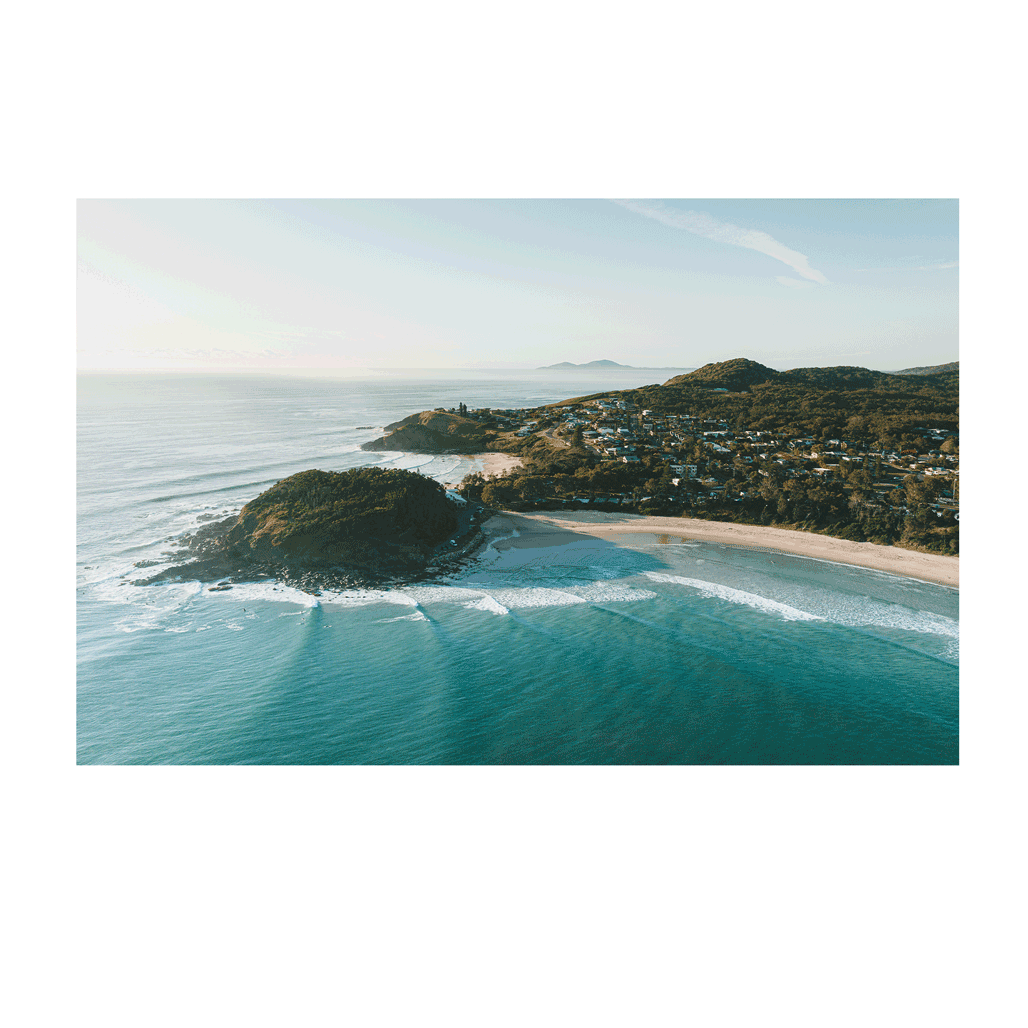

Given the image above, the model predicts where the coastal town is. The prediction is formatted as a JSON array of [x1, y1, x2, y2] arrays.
[[450, 391, 959, 554]]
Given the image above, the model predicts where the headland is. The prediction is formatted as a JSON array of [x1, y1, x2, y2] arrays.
[[133, 467, 486, 593]]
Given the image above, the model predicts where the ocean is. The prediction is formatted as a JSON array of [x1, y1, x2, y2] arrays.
[[77, 371, 958, 764]]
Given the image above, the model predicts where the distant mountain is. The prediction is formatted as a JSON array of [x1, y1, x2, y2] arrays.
[[540, 360, 625, 369], [539, 359, 695, 371], [892, 361, 959, 376]]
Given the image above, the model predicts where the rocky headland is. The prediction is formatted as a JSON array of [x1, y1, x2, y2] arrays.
[[133, 467, 485, 593], [360, 410, 498, 453]]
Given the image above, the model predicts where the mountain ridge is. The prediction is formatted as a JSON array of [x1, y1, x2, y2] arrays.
[[539, 359, 696, 371]]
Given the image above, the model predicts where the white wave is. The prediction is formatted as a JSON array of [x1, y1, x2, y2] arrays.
[[400, 585, 492, 605], [570, 583, 657, 604], [95, 576, 203, 606], [319, 588, 423, 609], [376, 611, 428, 623], [645, 570, 959, 643], [399, 580, 657, 613], [825, 601, 959, 640], [644, 572, 823, 622], [223, 582, 322, 608], [108, 580, 206, 632], [463, 595, 510, 616], [381, 453, 439, 472], [714, 574, 958, 641], [316, 588, 393, 607], [490, 587, 589, 609]]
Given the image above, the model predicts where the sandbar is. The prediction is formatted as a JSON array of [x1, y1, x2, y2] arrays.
[[482, 509, 958, 587]]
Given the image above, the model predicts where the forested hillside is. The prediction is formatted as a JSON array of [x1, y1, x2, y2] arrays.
[[612, 358, 958, 438]]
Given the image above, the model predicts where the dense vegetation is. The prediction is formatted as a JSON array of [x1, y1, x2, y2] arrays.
[[562, 359, 958, 440], [227, 468, 460, 559]]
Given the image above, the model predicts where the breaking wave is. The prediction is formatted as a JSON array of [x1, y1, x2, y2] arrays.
[[644, 572, 823, 622]]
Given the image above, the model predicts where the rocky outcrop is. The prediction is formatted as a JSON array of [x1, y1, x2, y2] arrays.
[[133, 467, 484, 592], [361, 410, 493, 453]]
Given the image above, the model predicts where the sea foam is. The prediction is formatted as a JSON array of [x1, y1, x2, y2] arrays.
[[463, 595, 510, 616], [644, 572, 823, 622]]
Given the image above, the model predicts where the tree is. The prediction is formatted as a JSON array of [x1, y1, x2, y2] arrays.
[[848, 469, 874, 500], [481, 482, 512, 506]]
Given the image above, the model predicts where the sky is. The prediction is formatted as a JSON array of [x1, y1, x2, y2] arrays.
[[77, 198, 958, 373]]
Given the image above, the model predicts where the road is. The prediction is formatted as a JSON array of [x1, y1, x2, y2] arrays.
[[539, 425, 571, 448]]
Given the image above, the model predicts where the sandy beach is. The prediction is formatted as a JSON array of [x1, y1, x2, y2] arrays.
[[481, 509, 958, 587], [442, 453, 523, 492], [475, 452, 524, 477], [441, 453, 523, 491]]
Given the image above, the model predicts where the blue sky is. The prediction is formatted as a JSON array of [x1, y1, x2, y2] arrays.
[[77, 199, 958, 372]]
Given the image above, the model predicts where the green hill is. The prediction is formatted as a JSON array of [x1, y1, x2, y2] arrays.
[[136, 467, 466, 591], [894, 361, 959, 376], [663, 358, 778, 391], [617, 358, 959, 437], [362, 410, 493, 453], [224, 467, 459, 562]]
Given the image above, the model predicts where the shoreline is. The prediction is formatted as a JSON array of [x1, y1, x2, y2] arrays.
[[480, 509, 958, 588], [472, 451, 524, 477]]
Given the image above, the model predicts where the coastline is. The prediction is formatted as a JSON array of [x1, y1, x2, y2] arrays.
[[480, 509, 959, 588]]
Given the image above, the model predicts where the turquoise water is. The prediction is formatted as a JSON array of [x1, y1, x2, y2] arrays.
[[77, 372, 958, 764]]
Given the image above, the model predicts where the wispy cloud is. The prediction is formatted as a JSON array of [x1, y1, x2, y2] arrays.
[[856, 260, 958, 272], [776, 276, 816, 290], [612, 199, 828, 284]]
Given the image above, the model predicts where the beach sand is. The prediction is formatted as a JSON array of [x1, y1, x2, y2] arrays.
[[473, 452, 524, 477], [480, 509, 958, 587], [442, 452, 524, 490]]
